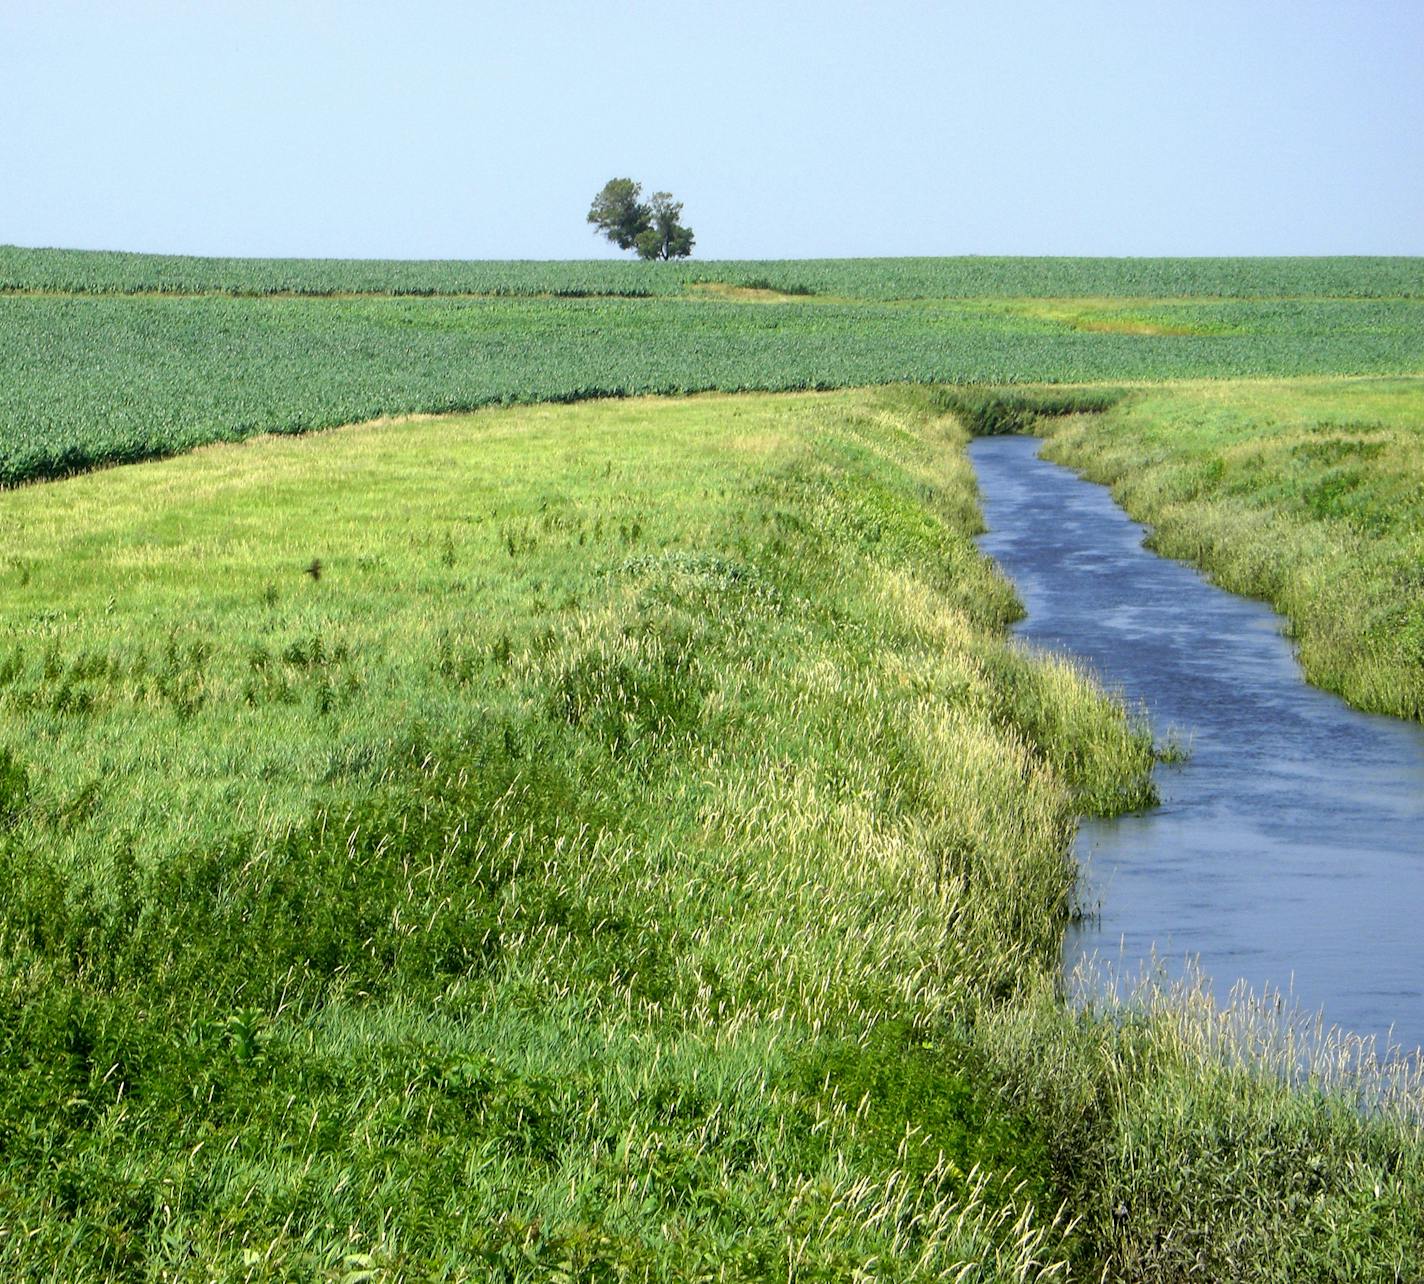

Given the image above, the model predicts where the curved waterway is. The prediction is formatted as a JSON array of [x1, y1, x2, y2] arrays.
[[969, 434, 1424, 1058]]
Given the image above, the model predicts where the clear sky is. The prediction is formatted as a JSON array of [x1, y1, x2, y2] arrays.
[[3, 0, 1422, 260]]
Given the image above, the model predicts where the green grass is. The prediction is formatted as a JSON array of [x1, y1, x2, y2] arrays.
[[2, 250, 1423, 488], [0, 387, 1170, 1278], [2, 384, 1421, 1280], [1031, 376, 1424, 719], [979, 975, 1424, 1283], [4, 249, 1424, 1278]]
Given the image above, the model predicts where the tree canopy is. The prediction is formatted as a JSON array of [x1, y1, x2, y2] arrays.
[[587, 179, 694, 260]]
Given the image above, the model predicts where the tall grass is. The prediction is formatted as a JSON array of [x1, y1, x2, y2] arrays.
[[3, 386, 1421, 1277], [0, 388, 1156, 1277], [946, 377, 1424, 1276], [979, 968, 1424, 1282]]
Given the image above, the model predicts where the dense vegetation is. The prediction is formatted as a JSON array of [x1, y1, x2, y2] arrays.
[[0, 389, 1153, 1276], [3, 250, 1423, 1278], [3, 263, 1424, 488], [1037, 377, 1424, 720], [1, 388, 1420, 1280]]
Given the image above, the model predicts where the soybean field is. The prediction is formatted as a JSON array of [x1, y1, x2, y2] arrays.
[[2, 248, 1424, 488]]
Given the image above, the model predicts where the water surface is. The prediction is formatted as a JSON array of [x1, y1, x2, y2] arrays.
[[969, 434, 1424, 1057]]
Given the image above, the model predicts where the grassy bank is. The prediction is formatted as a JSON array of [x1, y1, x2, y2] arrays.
[[1031, 376, 1424, 719], [3, 387, 1422, 1279], [0, 388, 1158, 1277]]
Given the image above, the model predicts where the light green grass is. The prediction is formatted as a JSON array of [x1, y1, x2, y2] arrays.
[[0, 387, 1160, 1278], [1032, 376, 1424, 719]]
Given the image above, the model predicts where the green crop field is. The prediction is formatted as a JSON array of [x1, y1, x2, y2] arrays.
[[2, 250, 1424, 1281], [6, 245, 1423, 298], [2, 249, 1423, 489]]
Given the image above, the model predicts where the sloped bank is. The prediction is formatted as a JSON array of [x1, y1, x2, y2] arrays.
[[0, 388, 1151, 1277], [0, 384, 1418, 1278], [1030, 377, 1424, 721]]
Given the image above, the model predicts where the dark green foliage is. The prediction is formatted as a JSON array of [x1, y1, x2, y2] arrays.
[[0, 747, 27, 828], [548, 620, 705, 756], [634, 192, 695, 261], [588, 181, 695, 262], [586, 177, 652, 251], [2, 256, 1424, 487], [741, 276, 814, 295], [0, 731, 526, 1003], [792, 1021, 1059, 1210]]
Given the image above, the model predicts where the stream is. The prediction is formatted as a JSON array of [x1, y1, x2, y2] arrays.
[[969, 433, 1424, 1059]]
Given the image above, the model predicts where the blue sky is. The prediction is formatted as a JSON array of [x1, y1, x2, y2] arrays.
[[3, 0, 1421, 259]]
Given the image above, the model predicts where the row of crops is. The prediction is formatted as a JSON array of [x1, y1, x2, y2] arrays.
[[5, 244, 1424, 299], [3, 266, 1423, 489]]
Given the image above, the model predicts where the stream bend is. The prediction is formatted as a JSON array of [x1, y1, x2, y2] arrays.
[[969, 433, 1424, 1058]]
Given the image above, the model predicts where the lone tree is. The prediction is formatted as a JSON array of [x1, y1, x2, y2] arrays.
[[587, 178, 694, 260]]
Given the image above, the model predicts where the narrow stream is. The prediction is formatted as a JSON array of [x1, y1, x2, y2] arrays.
[[969, 434, 1424, 1058]]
